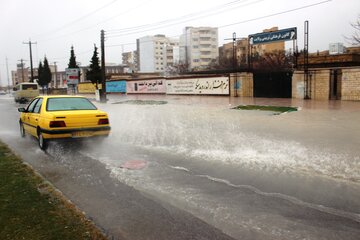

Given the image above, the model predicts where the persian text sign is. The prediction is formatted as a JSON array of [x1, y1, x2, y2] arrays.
[[65, 68, 79, 85], [249, 28, 296, 45], [126, 79, 166, 93], [166, 77, 229, 95], [106, 81, 126, 93]]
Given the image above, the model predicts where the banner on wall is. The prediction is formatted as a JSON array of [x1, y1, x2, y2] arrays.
[[166, 77, 229, 95], [106, 81, 126, 93], [78, 82, 98, 93], [127, 79, 166, 93]]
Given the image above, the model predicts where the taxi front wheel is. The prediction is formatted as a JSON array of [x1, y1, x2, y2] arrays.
[[19, 121, 25, 138]]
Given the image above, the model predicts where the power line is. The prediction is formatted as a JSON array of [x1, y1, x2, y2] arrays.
[[35, 0, 151, 43], [36, 0, 256, 42], [106, 0, 264, 36], [105, 0, 331, 39], [33, 0, 119, 39], [29, 0, 333, 67], [218, 0, 332, 29], [105, 0, 332, 47]]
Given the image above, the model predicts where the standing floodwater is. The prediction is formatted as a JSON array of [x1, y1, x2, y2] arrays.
[[83, 95, 360, 239]]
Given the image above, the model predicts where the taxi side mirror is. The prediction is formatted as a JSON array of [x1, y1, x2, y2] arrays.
[[18, 108, 27, 112]]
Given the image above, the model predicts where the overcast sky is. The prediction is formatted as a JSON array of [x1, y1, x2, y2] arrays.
[[0, 0, 359, 86]]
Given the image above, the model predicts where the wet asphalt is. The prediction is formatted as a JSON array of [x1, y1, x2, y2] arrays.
[[0, 95, 235, 240], [1, 94, 360, 240]]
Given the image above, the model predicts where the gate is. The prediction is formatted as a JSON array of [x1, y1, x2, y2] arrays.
[[253, 71, 292, 98], [329, 69, 342, 100]]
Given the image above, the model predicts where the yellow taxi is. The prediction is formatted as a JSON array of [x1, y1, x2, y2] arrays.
[[18, 95, 111, 150]]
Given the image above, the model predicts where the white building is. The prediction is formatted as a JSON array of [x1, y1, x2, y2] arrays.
[[329, 43, 345, 55], [180, 26, 219, 71], [137, 34, 179, 73]]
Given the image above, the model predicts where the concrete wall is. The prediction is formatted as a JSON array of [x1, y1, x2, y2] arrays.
[[293, 67, 360, 101], [230, 72, 253, 97], [342, 68, 360, 101], [292, 70, 330, 100], [312, 70, 331, 100]]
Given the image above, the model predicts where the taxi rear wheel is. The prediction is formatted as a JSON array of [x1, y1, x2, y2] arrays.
[[19, 121, 25, 138], [38, 131, 48, 151]]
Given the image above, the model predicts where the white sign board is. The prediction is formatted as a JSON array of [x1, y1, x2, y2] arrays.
[[166, 77, 229, 95], [65, 68, 80, 85]]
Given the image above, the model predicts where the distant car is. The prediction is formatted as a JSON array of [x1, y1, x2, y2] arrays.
[[18, 95, 111, 150]]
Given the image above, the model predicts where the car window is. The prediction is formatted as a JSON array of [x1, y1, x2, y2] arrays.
[[26, 98, 39, 112], [46, 97, 97, 111], [33, 98, 43, 113], [22, 84, 38, 90]]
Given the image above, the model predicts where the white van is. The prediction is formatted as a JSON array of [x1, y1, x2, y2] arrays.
[[13, 82, 40, 103]]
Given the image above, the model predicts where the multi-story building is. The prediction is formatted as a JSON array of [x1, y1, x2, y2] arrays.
[[219, 27, 286, 69], [219, 38, 249, 68], [137, 35, 179, 73], [122, 51, 138, 72], [11, 63, 41, 86], [180, 26, 219, 71]]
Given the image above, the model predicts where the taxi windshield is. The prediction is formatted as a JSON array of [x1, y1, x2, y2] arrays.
[[46, 97, 97, 111]]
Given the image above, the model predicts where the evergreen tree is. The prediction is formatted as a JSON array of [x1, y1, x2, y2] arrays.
[[36, 61, 43, 85], [86, 44, 101, 89], [68, 45, 79, 68], [37, 57, 52, 92], [42, 57, 52, 86]]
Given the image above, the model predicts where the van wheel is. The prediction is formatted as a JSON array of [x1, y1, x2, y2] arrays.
[[20, 121, 26, 137], [38, 132, 48, 151]]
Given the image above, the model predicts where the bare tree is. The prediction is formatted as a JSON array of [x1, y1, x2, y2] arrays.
[[347, 15, 360, 45], [252, 50, 293, 71], [167, 62, 190, 74]]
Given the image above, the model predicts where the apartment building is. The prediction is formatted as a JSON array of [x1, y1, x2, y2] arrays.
[[219, 27, 286, 69], [219, 38, 249, 68], [122, 51, 138, 72], [180, 26, 219, 71], [137, 35, 179, 73]]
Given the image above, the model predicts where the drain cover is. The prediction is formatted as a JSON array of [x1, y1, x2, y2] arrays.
[[121, 160, 147, 170]]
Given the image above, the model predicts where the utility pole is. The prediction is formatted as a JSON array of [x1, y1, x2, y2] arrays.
[[18, 59, 25, 82], [23, 40, 37, 82], [225, 32, 242, 97], [304, 20, 310, 99], [100, 29, 106, 102], [6, 57, 10, 93], [53, 62, 57, 88]]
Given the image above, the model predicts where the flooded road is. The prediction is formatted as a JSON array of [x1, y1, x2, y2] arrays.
[[1, 94, 360, 239]]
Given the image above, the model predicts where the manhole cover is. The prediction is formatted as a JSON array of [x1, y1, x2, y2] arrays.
[[120, 160, 147, 170]]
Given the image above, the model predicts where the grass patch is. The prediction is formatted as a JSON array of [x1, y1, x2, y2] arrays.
[[0, 141, 106, 240], [233, 105, 297, 114], [112, 100, 167, 105]]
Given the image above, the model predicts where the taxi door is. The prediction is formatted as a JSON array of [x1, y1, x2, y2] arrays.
[[22, 98, 39, 136], [27, 98, 43, 137]]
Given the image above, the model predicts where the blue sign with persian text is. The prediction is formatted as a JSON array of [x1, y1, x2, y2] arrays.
[[106, 80, 126, 93], [249, 27, 297, 45]]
